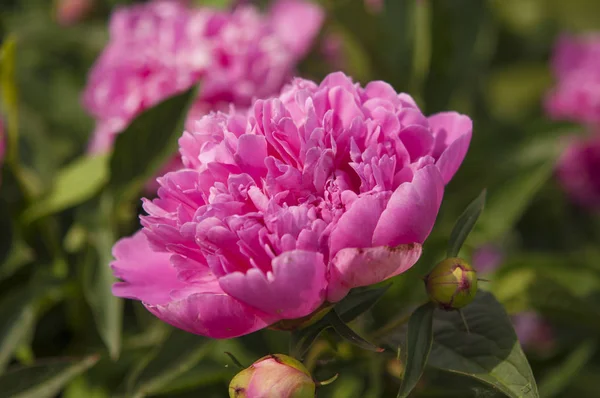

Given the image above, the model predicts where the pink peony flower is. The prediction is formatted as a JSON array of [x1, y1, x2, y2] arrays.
[[556, 132, 600, 210], [83, 0, 324, 154], [545, 34, 600, 125], [110, 72, 473, 338]]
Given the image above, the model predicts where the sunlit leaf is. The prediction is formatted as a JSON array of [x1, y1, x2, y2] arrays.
[[428, 292, 539, 398], [22, 155, 109, 223]]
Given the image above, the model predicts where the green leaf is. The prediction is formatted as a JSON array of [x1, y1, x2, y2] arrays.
[[289, 323, 330, 360], [477, 160, 555, 242], [0, 355, 100, 398], [325, 309, 383, 353], [0, 289, 35, 373], [447, 190, 486, 258], [0, 36, 19, 166], [538, 340, 597, 398], [191, 0, 234, 8], [397, 302, 435, 398], [108, 87, 196, 205], [127, 329, 213, 398], [63, 376, 109, 398], [428, 291, 539, 398], [22, 155, 109, 223], [336, 284, 392, 323], [83, 196, 123, 360], [0, 195, 13, 265]]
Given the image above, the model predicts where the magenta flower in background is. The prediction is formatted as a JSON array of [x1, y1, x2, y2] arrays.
[[545, 33, 600, 125], [110, 72, 473, 338], [556, 133, 600, 210], [513, 312, 555, 354], [472, 243, 504, 274], [83, 0, 324, 154]]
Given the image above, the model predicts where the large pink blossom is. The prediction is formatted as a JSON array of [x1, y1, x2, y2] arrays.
[[111, 72, 473, 338], [545, 34, 600, 125], [556, 132, 600, 210], [83, 0, 324, 153]]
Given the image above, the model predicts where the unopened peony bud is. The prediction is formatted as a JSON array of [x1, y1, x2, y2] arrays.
[[425, 258, 477, 310], [229, 354, 315, 398]]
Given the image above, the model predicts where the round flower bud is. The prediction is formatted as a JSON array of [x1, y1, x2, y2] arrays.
[[229, 354, 316, 398], [425, 258, 477, 310]]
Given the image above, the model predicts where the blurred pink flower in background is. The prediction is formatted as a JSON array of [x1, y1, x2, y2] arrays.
[[556, 133, 600, 210], [472, 243, 504, 274], [83, 0, 324, 154], [110, 71, 473, 338], [546, 33, 600, 210], [364, 0, 383, 14], [473, 245, 555, 350], [545, 33, 600, 125], [55, 0, 94, 26], [512, 312, 555, 353]]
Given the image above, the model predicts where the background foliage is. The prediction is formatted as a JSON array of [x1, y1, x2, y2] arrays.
[[1, 0, 600, 397]]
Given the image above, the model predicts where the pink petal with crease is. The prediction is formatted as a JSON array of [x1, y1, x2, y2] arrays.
[[219, 250, 327, 318]]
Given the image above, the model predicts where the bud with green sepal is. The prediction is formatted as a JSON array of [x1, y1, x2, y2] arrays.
[[424, 257, 478, 311], [229, 354, 316, 398]]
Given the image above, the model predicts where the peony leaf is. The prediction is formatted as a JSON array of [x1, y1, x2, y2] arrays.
[[325, 309, 383, 353], [0, 289, 35, 374], [21, 154, 109, 223], [428, 291, 539, 398], [476, 159, 555, 243], [289, 323, 331, 360], [82, 202, 122, 361], [126, 329, 213, 398], [0, 36, 19, 167], [397, 302, 435, 398], [0, 355, 99, 398], [447, 189, 486, 258], [0, 194, 13, 266], [108, 87, 196, 205], [336, 284, 392, 323]]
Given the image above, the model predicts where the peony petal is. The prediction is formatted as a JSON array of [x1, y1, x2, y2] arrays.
[[146, 293, 277, 339], [327, 243, 422, 302], [219, 250, 327, 319], [329, 192, 388, 257], [435, 133, 471, 185], [268, 0, 324, 58], [110, 231, 187, 306], [372, 164, 444, 246], [428, 112, 472, 184]]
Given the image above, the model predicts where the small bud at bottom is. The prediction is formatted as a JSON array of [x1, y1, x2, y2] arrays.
[[229, 354, 316, 398]]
